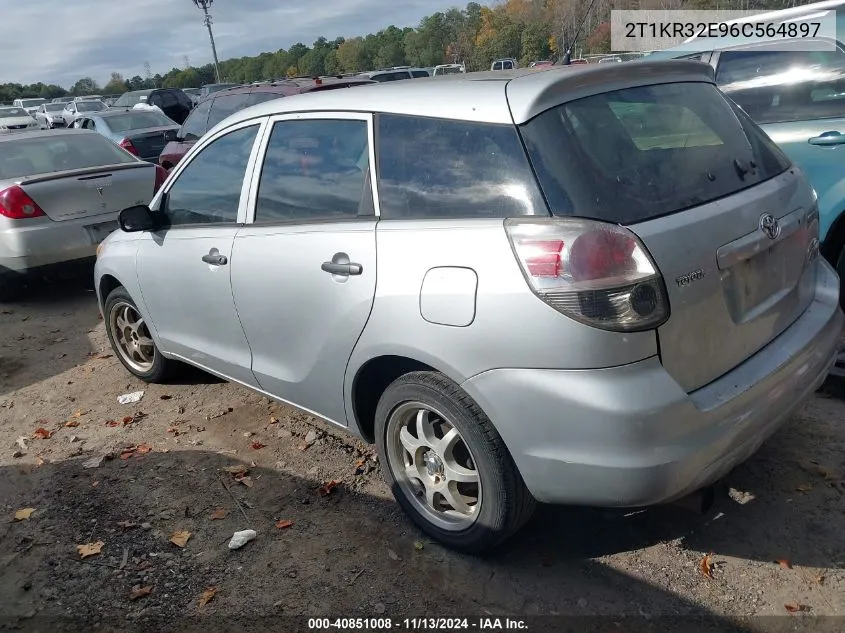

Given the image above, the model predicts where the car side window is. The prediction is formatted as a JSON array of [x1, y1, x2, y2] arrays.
[[376, 113, 546, 219], [716, 45, 845, 124], [155, 91, 177, 109], [207, 93, 253, 129], [163, 124, 259, 227], [247, 91, 282, 107], [83, 119, 96, 130], [254, 119, 371, 223], [180, 99, 212, 141]]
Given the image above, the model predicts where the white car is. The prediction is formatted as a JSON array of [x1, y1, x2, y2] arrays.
[[61, 100, 108, 127], [34, 103, 68, 129], [0, 107, 39, 134], [12, 98, 47, 116]]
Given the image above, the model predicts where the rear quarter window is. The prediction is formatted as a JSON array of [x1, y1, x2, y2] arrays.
[[376, 114, 546, 219], [520, 82, 791, 225]]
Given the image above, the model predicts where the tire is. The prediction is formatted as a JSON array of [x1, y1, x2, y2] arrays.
[[836, 248, 845, 311], [103, 286, 175, 383], [375, 371, 535, 554]]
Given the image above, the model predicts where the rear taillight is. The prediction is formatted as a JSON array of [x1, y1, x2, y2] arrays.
[[153, 165, 168, 194], [505, 218, 669, 332], [0, 186, 46, 220], [119, 138, 138, 155]]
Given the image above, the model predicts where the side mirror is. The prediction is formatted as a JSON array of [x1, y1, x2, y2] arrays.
[[118, 205, 165, 233], [163, 129, 178, 142]]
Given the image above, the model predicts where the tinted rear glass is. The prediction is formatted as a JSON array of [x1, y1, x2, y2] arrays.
[[76, 101, 107, 112], [103, 111, 175, 132], [0, 134, 136, 179], [520, 82, 790, 225], [377, 114, 546, 219]]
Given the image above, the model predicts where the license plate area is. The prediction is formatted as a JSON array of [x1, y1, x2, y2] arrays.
[[720, 232, 807, 323], [85, 220, 118, 245]]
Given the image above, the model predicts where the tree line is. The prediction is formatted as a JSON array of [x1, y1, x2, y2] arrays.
[[0, 0, 818, 102]]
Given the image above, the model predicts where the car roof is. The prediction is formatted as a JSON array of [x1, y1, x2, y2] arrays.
[[221, 60, 714, 127], [196, 78, 374, 104]]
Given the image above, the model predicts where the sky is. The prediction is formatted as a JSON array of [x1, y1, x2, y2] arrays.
[[0, 0, 461, 88]]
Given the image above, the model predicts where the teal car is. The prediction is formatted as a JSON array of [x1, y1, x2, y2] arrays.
[[649, 3, 845, 307]]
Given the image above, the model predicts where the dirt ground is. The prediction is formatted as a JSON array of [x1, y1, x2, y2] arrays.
[[1, 270, 844, 633]]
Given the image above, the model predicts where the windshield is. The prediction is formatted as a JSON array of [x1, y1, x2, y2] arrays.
[[0, 133, 137, 179], [20, 99, 45, 108], [76, 101, 106, 112], [0, 108, 29, 118], [521, 82, 791, 224], [44, 103, 65, 112], [113, 91, 151, 107], [103, 111, 175, 132]]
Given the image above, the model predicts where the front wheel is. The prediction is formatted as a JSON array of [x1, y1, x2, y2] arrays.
[[375, 371, 535, 554], [103, 286, 175, 383]]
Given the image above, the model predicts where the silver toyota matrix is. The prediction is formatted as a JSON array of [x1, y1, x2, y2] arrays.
[[94, 61, 843, 553]]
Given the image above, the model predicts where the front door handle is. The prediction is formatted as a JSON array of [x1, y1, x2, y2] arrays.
[[202, 252, 228, 266], [808, 131, 845, 146], [321, 261, 363, 276]]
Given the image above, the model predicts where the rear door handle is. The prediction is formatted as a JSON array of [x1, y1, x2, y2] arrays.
[[202, 252, 228, 266], [321, 261, 363, 276], [808, 131, 845, 146]]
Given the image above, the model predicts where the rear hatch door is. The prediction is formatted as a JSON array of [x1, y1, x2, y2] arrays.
[[517, 69, 818, 392]]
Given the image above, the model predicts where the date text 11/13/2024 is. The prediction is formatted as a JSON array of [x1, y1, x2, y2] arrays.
[[307, 617, 528, 630]]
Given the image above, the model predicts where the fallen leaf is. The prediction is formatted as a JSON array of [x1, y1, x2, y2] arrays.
[[64, 420, 80, 428], [135, 444, 152, 455], [387, 549, 400, 561], [784, 603, 806, 613], [210, 508, 228, 520], [119, 449, 135, 460], [129, 585, 152, 601], [234, 475, 253, 488], [91, 481, 99, 488], [816, 575, 825, 585], [699, 553, 715, 579], [117, 521, 137, 529], [35, 456, 46, 467], [222, 465, 248, 476], [169, 530, 191, 548], [32, 428, 53, 440], [796, 484, 812, 492], [414, 541, 425, 552], [317, 480, 341, 497], [774, 559, 792, 570], [198, 586, 217, 607], [167, 427, 181, 436], [269, 416, 279, 424], [77, 541, 104, 558], [160, 395, 173, 400], [275, 519, 293, 529], [71, 410, 86, 418], [105, 420, 120, 427], [97, 354, 112, 359], [14, 508, 35, 521], [251, 441, 266, 450], [122, 416, 134, 425]]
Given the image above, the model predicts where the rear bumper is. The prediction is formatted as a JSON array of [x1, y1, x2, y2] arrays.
[[461, 259, 843, 506], [0, 214, 118, 277]]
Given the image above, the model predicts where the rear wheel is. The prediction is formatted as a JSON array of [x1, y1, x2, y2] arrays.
[[375, 371, 535, 554], [104, 286, 175, 383]]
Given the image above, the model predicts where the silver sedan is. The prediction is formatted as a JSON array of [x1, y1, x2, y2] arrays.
[[61, 100, 108, 127], [34, 103, 68, 129], [0, 130, 166, 301]]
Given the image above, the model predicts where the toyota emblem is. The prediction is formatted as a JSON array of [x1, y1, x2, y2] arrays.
[[759, 213, 781, 240]]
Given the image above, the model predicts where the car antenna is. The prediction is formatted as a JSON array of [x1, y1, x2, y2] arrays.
[[560, 0, 601, 66]]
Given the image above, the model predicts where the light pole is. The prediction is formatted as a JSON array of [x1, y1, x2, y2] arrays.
[[192, 0, 221, 83]]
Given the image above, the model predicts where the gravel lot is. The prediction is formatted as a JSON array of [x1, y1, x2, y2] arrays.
[[1, 270, 844, 632]]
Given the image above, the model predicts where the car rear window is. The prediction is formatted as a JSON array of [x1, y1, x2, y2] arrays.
[[520, 82, 791, 225], [114, 92, 151, 107], [104, 111, 175, 132], [0, 134, 137, 179], [376, 114, 546, 219]]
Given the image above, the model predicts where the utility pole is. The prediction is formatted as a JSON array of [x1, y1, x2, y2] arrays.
[[192, 0, 221, 83]]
